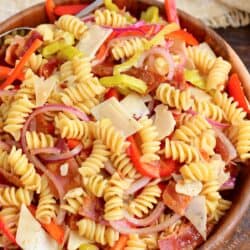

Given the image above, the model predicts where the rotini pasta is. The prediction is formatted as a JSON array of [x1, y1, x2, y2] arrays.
[[0, 149, 10, 172], [25, 53, 47, 73], [36, 24, 55, 42], [83, 175, 108, 198], [236, 121, 250, 161], [26, 131, 55, 150], [211, 198, 232, 222], [125, 234, 147, 250]]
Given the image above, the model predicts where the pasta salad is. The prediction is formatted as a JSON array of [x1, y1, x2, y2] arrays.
[[0, 0, 249, 249]]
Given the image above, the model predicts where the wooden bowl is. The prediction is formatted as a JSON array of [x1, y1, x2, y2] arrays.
[[0, 1, 249, 249]]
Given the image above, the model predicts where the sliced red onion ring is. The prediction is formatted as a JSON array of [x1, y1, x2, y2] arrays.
[[40, 144, 83, 162], [220, 177, 236, 191], [56, 205, 67, 225], [124, 202, 165, 226], [110, 214, 180, 235], [30, 147, 61, 156], [104, 161, 116, 175], [126, 177, 151, 195], [81, 14, 94, 22], [104, 21, 146, 31]]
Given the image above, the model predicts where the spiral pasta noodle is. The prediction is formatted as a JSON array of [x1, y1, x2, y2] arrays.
[[192, 99, 225, 122], [206, 57, 231, 90], [156, 83, 193, 111], [3, 96, 35, 141], [0, 187, 33, 207], [125, 234, 147, 250], [212, 90, 247, 125], [164, 138, 200, 163], [74, 97, 100, 115], [77, 218, 119, 246], [26, 53, 47, 73], [104, 173, 131, 221], [141, 234, 158, 249], [26, 131, 55, 150], [95, 9, 128, 27], [8, 147, 41, 192], [172, 115, 212, 143], [94, 119, 128, 155], [0, 149, 10, 172], [236, 121, 250, 161], [36, 24, 55, 42], [138, 117, 160, 163], [84, 175, 108, 198], [128, 180, 161, 218], [211, 198, 232, 222], [79, 140, 110, 177], [111, 37, 147, 60], [56, 15, 88, 40], [35, 176, 57, 224]]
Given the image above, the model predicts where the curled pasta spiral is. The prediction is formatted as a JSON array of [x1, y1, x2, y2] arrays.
[[0, 207, 19, 236], [75, 98, 100, 115], [180, 161, 217, 182], [77, 218, 119, 246], [104, 173, 131, 221], [138, 117, 160, 163], [186, 46, 215, 74], [94, 119, 128, 155], [84, 175, 108, 198], [36, 24, 55, 42], [172, 115, 212, 143], [236, 121, 250, 161], [128, 181, 161, 218], [176, 113, 193, 127], [192, 99, 225, 122], [8, 147, 41, 192], [164, 138, 200, 163], [59, 61, 74, 82], [36, 176, 57, 224], [211, 198, 232, 222], [125, 234, 147, 250], [0, 187, 33, 207], [26, 53, 47, 73], [156, 83, 193, 111], [0, 149, 10, 172], [111, 37, 147, 60], [26, 131, 55, 150], [206, 57, 231, 90], [3, 96, 35, 141], [95, 9, 128, 27], [141, 234, 158, 249], [110, 153, 140, 179], [212, 90, 247, 125], [56, 15, 88, 40], [79, 140, 110, 177], [200, 180, 221, 215]]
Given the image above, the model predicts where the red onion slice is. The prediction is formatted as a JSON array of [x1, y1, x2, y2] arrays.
[[30, 147, 61, 156], [104, 161, 116, 175], [124, 202, 165, 226], [220, 177, 236, 191], [110, 214, 180, 235], [126, 177, 151, 195]]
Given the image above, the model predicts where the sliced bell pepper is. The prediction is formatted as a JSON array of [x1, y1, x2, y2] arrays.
[[141, 6, 160, 23], [57, 45, 83, 60], [0, 66, 24, 81], [159, 158, 180, 177], [104, 87, 120, 100], [0, 39, 43, 90], [45, 0, 56, 23], [67, 139, 81, 150], [126, 136, 160, 178], [110, 235, 129, 250], [184, 69, 206, 89], [54, 4, 88, 16], [100, 74, 147, 94], [164, 0, 180, 25], [227, 73, 249, 113], [166, 29, 199, 46], [0, 217, 17, 246], [79, 244, 98, 250]]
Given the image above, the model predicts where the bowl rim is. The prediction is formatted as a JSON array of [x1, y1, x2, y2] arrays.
[[0, 1, 250, 249]]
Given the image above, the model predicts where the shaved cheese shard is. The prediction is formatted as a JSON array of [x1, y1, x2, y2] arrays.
[[141, 95, 152, 103], [189, 86, 211, 101], [91, 97, 142, 137], [176, 180, 203, 196], [198, 42, 216, 59], [185, 196, 207, 240], [67, 231, 92, 250], [154, 104, 176, 140], [35, 74, 58, 106], [16, 204, 58, 250], [120, 93, 150, 118], [77, 25, 113, 59]]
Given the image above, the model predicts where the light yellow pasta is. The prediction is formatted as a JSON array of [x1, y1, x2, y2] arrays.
[[206, 57, 231, 90], [0, 207, 19, 237], [138, 117, 160, 163], [236, 121, 250, 161], [95, 9, 128, 27], [36, 24, 55, 42], [75, 97, 100, 115], [212, 90, 247, 125], [26, 53, 47, 73], [156, 83, 193, 111], [84, 175, 108, 197], [141, 234, 158, 249], [164, 138, 200, 163], [125, 234, 147, 250], [0, 149, 10, 172], [56, 15, 88, 40], [8, 147, 41, 192], [211, 198, 232, 222], [26, 131, 55, 150], [36, 176, 57, 224]]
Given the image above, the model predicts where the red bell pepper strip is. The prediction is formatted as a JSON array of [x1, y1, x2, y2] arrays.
[[126, 136, 160, 178], [227, 73, 249, 113], [0, 218, 17, 245], [54, 4, 88, 16], [166, 29, 199, 46], [67, 139, 81, 150], [0, 66, 24, 81], [0, 39, 43, 90], [104, 88, 120, 100], [159, 158, 180, 177], [110, 234, 129, 250], [164, 0, 180, 25], [45, 0, 56, 23]]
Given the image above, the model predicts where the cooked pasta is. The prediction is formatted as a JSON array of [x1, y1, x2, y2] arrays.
[[236, 121, 250, 161], [125, 234, 147, 250], [95, 9, 128, 27], [36, 176, 57, 224], [75, 97, 100, 115], [0, 149, 10, 172], [56, 15, 88, 40], [26, 53, 47, 73], [212, 90, 247, 125], [141, 234, 158, 249], [156, 83, 193, 111], [26, 131, 55, 150], [211, 198, 232, 222], [36, 24, 55, 42], [83, 175, 108, 198]]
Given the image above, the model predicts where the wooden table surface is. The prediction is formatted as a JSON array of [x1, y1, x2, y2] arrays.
[[213, 25, 250, 250]]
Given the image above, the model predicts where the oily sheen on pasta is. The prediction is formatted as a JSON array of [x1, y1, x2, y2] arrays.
[[0, 1, 249, 249]]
